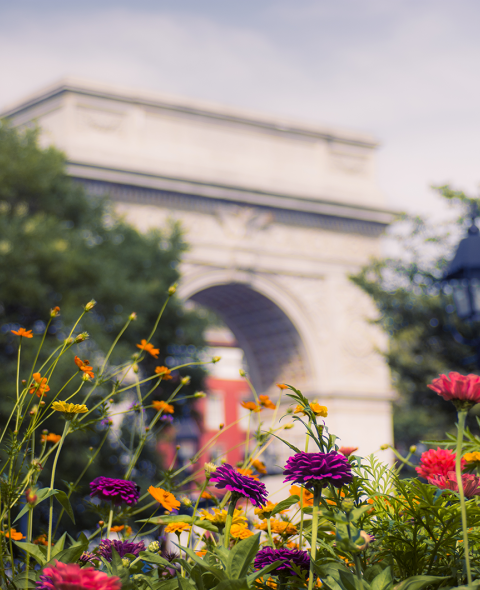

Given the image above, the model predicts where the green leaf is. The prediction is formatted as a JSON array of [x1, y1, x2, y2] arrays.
[[13, 488, 59, 523], [394, 576, 450, 590], [152, 580, 179, 590], [227, 533, 260, 579], [178, 544, 227, 582], [138, 551, 172, 568], [12, 571, 38, 589], [214, 579, 249, 590], [246, 561, 284, 585], [54, 490, 75, 524], [47, 543, 88, 566], [192, 520, 219, 533], [370, 567, 393, 590], [177, 577, 196, 590], [270, 496, 299, 515], [51, 532, 67, 557], [13, 541, 47, 566], [350, 505, 373, 522]]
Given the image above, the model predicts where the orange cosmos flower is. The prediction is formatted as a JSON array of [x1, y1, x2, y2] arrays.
[[29, 373, 50, 398], [259, 395, 276, 410], [237, 468, 259, 480], [136, 339, 159, 358], [33, 534, 50, 546], [148, 486, 180, 512], [110, 525, 125, 533], [289, 485, 314, 507], [155, 366, 172, 380], [294, 403, 328, 417], [2, 528, 25, 540], [152, 400, 174, 414], [11, 327, 33, 338], [252, 459, 267, 474], [196, 550, 207, 557], [50, 307, 61, 318], [74, 356, 94, 379], [201, 491, 213, 499], [276, 383, 288, 390], [165, 522, 190, 534], [41, 433, 62, 444], [241, 401, 261, 412]]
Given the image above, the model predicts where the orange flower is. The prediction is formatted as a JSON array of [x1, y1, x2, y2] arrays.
[[41, 433, 62, 444], [294, 403, 328, 417], [29, 373, 50, 398], [237, 468, 259, 480], [276, 383, 287, 390], [136, 339, 159, 358], [289, 485, 314, 507], [2, 528, 25, 540], [148, 486, 180, 512], [252, 459, 267, 475], [196, 550, 207, 557], [11, 327, 33, 338], [165, 522, 190, 534], [152, 400, 174, 414], [50, 306, 61, 317], [241, 401, 261, 413], [33, 534, 51, 546], [125, 526, 132, 537], [74, 356, 94, 379], [155, 366, 172, 380], [259, 395, 276, 410], [201, 491, 213, 499], [230, 523, 253, 539], [110, 525, 125, 533]]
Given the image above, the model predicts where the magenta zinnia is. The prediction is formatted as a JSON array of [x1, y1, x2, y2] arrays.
[[428, 372, 480, 408], [90, 477, 140, 506], [283, 451, 353, 489], [254, 547, 310, 576], [209, 463, 268, 507], [428, 471, 480, 498], [416, 447, 465, 480], [98, 539, 146, 562], [37, 561, 121, 590]]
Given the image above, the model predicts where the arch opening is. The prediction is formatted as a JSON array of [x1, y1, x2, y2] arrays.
[[189, 282, 310, 392]]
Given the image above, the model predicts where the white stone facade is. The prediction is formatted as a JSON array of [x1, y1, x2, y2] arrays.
[[2, 77, 395, 458]]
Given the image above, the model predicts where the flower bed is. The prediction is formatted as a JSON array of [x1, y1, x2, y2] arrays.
[[1, 292, 480, 589]]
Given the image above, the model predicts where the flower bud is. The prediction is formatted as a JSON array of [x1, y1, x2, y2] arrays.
[[194, 391, 206, 398], [204, 462, 217, 475], [132, 363, 139, 374], [239, 369, 246, 377], [212, 356, 221, 364], [176, 445, 181, 450], [145, 427, 150, 432], [39, 401, 45, 406], [89, 447, 93, 451], [84, 299, 97, 312], [65, 337, 74, 345], [181, 376, 191, 385], [168, 284, 177, 295], [409, 445, 417, 454], [42, 429, 48, 434], [219, 423, 224, 430], [148, 541, 160, 553], [380, 444, 390, 451], [25, 488, 37, 505], [284, 423, 294, 430], [122, 558, 130, 568], [50, 306, 60, 318], [75, 332, 89, 343], [98, 521, 105, 527], [129, 312, 137, 321], [342, 498, 355, 512], [21, 379, 26, 385], [181, 497, 193, 507], [81, 372, 91, 382]]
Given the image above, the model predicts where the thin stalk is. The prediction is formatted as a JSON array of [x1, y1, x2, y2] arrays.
[[106, 506, 114, 539], [187, 480, 208, 548], [298, 419, 312, 549], [15, 339, 21, 429], [26, 508, 33, 572], [307, 488, 321, 590], [456, 410, 472, 586], [224, 497, 238, 548], [242, 374, 259, 404], [266, 518, 274, 548], [244, 411, 252, 464], [99, 318, 133, 377], [47, 420, 70, 561]]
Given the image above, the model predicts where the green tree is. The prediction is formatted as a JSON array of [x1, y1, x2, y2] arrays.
[[0, 121, 209, 533], [351, 187, 480, 451]]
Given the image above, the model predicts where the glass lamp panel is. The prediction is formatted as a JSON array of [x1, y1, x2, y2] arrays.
[[453, 283, 472, 319]]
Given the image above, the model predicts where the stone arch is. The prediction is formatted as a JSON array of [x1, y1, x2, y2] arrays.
[[178, 271, 316, 393]]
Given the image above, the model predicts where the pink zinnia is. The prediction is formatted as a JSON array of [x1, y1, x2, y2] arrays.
[[428, 372, 480, 408], [416, 447, 465, 480], [37, 561, 121, 590], [428, 471, 480, 499]]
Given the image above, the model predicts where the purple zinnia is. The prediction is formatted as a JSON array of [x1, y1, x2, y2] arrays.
[[98, 539, 145, 562], [254, 547, 310, 576], [283, 451, 353, 490], [90, 477, 140, 505], [209, 463, 268, 507]]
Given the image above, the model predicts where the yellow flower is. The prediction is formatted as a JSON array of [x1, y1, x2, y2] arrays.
[[294, 403, 327, 417], [464, 452, 480, 463], [148, 486, 180, 512], [200, 508, 246, 526], [152, 400, 174, 414], [254, 502, 279, 519], [271, 520, 297, 536], [252, 459, 267, 474], [51, 401, 88, 417], [230, 524, 253, 539], [165, 522, 190, 534]]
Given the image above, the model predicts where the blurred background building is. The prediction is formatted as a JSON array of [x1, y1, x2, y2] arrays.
[[2, 77, 395, 486]]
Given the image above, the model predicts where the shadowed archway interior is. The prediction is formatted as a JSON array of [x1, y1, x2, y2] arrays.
[[189, 283, 309, 392]]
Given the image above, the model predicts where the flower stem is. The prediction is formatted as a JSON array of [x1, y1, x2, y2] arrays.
[[224, 496, 238, 548], [106, 506, 114, 539], [299, 419, 312, 549], [456, 410, 472, 586], [307, 487, 321, 590], [47, 420, 70, 561], [267, 517, 274, 548], [187, 480, 208, 548]]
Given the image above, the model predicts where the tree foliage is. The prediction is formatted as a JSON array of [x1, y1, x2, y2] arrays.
[[351, 187, 480, 449]]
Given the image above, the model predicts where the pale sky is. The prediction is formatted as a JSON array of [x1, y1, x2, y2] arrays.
[[1, 0, 480, 218]]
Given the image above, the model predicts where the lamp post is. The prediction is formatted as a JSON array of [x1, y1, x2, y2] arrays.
[[443, 203, 480, 365]]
